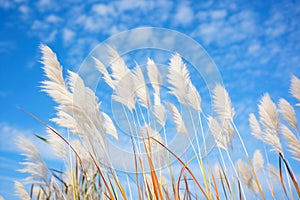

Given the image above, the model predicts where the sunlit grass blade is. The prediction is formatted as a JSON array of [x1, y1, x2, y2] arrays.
[[151, 136, 209, 199], [279, 152, 300, 197], [211, 169, 220, 200]]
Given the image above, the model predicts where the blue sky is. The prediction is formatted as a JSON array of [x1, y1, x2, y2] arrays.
[[1, 0, 300, 199]]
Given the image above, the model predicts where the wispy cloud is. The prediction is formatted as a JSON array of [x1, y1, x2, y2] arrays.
[[0, 0, 14, 10], [174, 2, 194, 26], [62, 28, 75, 44], [0, 123, 31, 152], [0, 122, 62, 161]]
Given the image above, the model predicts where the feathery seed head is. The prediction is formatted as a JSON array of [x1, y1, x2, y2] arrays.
[[212, 84, 235, 121], [267, 164, 280, 180], [47, 129, 67, 159], [107, 45, 130, 82], [258, 93, 279, 134], [40, 44, 65, 86], [281, 125, 300, 161], [40, 45, 72, 105], [249, 113, 263, 140], [208, 117, 229, 151], [278, 98, 298, 130], [167, 53, 202, 112], [253, 149, 264, 173], [147, 58, 162, 95], [101, 112, 118, 140], [16, 136, 48, 182], [132, 65, 151, 108], [236, 159, 254, 190], [93, 57, 115, 89], [14, 181, 31, 200], [290, 75, 300, 105], [152, 94, 166, 126], [166, 102, 188, 136]]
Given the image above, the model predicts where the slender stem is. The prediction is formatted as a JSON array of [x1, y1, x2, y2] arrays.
[[231, 120, 249, 158], [225, 150, 247, 200]]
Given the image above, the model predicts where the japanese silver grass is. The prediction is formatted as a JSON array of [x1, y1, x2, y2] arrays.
[[167, 53, 202, 112], [132, 64, 151, 109], [93, 57, 115, 89], [14, 181, 31, 200], [166, 102, 188, 136], [47, 129, 67, 159], [212, 84, 235, 121], [253, 150, 264, 173], [236, 159, 259, 194], [101, 111, 118, 141], [278, 98, 298, 131], [40, 45, 72, 106], [290, 75, 300, 106], [281, 125, 300, 161], [208, 117, 229, 151], [258, 93, 279, 134], [16, 136, 48, 183], [249, 113, 263, 140], [152, 93, 166, 126], [147, 58, 162, 96]]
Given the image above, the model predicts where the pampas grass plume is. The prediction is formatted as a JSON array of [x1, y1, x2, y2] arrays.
[[212, 84, 235, 121], [258, 93, 279, 132], [278, 98, 298, 130], [14, 181, 31, 200], [249, 113, 263, 140], [281, 125, 300, 161], [290, 75, 300, 106], [166, 102, 188, 136], [253, 150, 264, 172]]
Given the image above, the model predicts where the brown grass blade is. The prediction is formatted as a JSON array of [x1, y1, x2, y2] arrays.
[[107, 165, 128, 200], [183, 173, 191, 199], [142, 137, 164, 200], [211, 169, 220, 200], [279, 154, 289, 198], [177, 156, 194, 200], [237, 179, 242, 200], [150, 136, 209, 199], [88, 152, 114, 200], [279, 152, 300, 197]]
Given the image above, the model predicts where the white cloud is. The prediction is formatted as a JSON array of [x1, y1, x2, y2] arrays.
[[174, 3, 194, 25], [0, 123, 31, 152], [247, 42, 261, 55], [62, 28, 75, 43], [210, 9, 227, 19], [194, 10, 256, 47], [18, 5, 30, 18], [115, 0, 151, 12], [45, 14, 62, 24], [0, 0, 14, 9], [31, 19, 49, 31], [0, 123, 63, 161], [75, 15, 100, 33], [44, 30, 57, 43], [35, 0, 57, 12], [92, 3, 115, 16]]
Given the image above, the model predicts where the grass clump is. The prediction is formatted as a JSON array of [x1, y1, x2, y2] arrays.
[[13, 45, 300, 199]]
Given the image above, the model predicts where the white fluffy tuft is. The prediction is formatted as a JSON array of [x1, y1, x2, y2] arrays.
[[278, 98, 298, 130], [166, 102, 188, 136]]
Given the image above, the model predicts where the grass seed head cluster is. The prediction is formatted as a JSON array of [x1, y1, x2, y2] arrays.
[[13, 45, 300, 200]]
